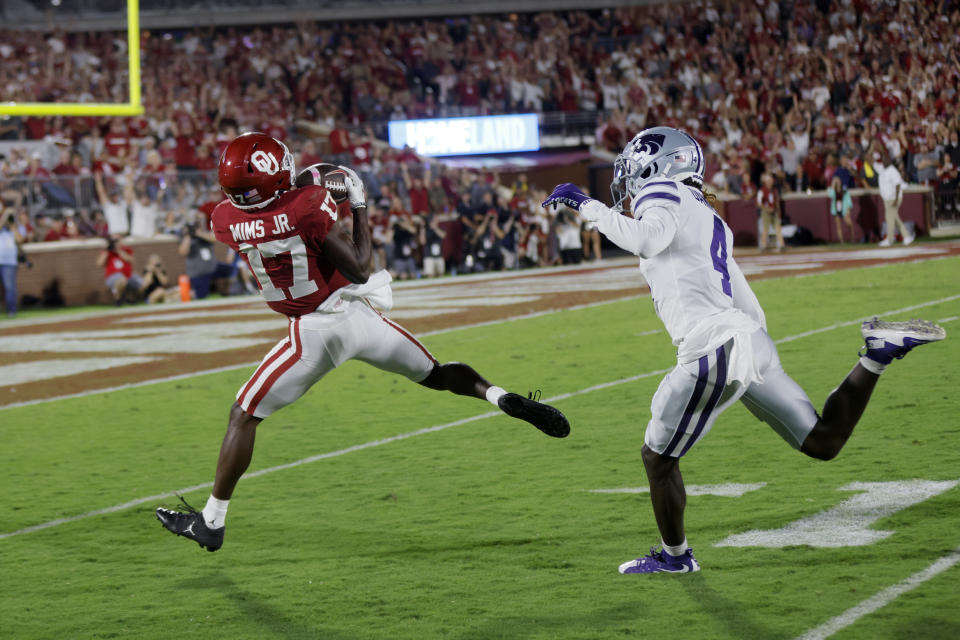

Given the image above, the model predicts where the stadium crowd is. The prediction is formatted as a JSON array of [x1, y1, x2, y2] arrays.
[[2, 1, 960, 292]]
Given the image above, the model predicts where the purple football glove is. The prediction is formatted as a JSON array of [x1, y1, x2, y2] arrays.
[[542, 183, 594, 211]]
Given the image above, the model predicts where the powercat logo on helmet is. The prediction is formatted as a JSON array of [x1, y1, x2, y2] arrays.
[[634, 133, 666, 160], [251, 150, 280, 175]]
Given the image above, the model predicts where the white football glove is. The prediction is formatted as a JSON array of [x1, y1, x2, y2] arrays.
[[338, 165, 366, 209]]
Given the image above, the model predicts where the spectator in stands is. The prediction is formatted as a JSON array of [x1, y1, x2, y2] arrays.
[[778, 136, 802, 192], [935, 154, 957, 214], [368, 205, 391, 273], [388, 196, 419, 280], [828, 176, 854, 244], [555, 208, 582, 265], [97, 236, 142, 305], [455, 191, 478, 257], [141, 253, 178, 304], [14, 209, 37, 243], [427, 176, 448, 215], [860, 146, 881, 188], [128, 178, 164, 238], [298, 139, 322, 169], [179, 221, 233, 299], [42, 216, 68, 242], [944, 129, 960, 168], [877, 152, 913, 247], [581, 217, 601, 262], [471, 202, 505, 272], [497, 205, 518, 270], [0, 211, 24, 317], [420, 213, 446, 278], [912, 140, 940, 185], [94, 173, 129, 237], [328, 120, 352, 165], [517, 218, 543, 269], [757, 172, 783, 252], [833, 153, 856, 189], [402, 164, 430, 216]]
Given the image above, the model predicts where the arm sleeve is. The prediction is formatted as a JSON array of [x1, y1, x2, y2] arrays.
[[579, 200, 679, 258]]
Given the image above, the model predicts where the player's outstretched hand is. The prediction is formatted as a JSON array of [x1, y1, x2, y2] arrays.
[[542, 183, 593, 212], [338, 165, 366, 210]]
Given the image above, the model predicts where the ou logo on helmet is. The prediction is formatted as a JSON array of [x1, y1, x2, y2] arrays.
[[251, 150, 280, 175]]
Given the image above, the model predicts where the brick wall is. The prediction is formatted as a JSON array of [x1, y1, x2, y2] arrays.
[[18, 236, 189, 307]]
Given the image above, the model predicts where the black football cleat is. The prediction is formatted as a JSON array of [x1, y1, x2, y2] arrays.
[[498, 390, 570, 438], [156, 496, 224, 552]]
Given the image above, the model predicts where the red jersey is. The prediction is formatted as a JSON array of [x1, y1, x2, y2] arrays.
[[757, 185, 778, 209], [211, 185, 351, 317], [104, 249, 133, 278]]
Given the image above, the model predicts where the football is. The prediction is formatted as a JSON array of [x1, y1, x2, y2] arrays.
[[295, 162, 349, 204]]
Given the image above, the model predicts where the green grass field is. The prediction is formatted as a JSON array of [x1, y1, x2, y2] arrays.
[[2, 257, 960, 639]]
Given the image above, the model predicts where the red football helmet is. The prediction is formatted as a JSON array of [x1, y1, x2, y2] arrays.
[[218, 132, 295, 208]]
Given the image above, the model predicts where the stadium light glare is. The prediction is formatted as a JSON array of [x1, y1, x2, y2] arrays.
[[0, 0, 142, 117]]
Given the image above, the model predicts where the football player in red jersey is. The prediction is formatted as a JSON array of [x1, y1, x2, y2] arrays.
[[157, 132, 570, 552]]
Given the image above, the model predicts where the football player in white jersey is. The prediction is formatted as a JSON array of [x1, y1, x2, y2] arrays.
[[543, 126, 946, 574]]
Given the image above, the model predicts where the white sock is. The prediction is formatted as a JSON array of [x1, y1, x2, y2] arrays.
[[202, 495, 229, 529], [859, 356, 887, 375], [485, 385, 507, 407], [662, 538, 689, 557]]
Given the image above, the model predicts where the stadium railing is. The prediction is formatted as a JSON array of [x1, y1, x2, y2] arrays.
[[1, 171, 219, 224]]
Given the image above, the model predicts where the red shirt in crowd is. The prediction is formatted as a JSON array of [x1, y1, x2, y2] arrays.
[[104, 248, 134, 279], [329, 127, 351, 155], [175, 135, 198, 168], [757, 185, 779, 210], [44, 226, 66, 242], [409, 186, 429, 215]]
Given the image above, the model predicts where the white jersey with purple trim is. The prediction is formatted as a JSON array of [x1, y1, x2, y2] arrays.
[[582, 178, 765, 365]]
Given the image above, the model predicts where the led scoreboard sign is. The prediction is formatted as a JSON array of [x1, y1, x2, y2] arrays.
[[388, 114, 540, 156]]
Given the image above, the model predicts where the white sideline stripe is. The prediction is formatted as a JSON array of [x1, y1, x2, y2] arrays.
[[4, 292, 959, 540], [0, 411, 500, 541], [795, 547, 960, 640], [775, 293, 960, 345], [937, 315, 958, 323]]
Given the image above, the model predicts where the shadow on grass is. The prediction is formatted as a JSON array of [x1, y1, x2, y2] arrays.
[[180, 572, 352, 640], [453, 572, 780, 640], [454, 602, 649, 640], [679, 572, 778, 639], [888, 617, 960, 640], [375, 536, 540, 558]]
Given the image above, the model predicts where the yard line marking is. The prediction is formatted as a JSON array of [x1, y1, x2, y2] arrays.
[[0, 294, 650, 412], [937, 315, 958, 324], [3, 293, 957, 540], [794, 546, 960, 640], [590, 482, 767, 497], [4, 290, 958, 413]]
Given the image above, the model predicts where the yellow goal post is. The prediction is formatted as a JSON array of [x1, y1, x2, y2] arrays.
[[0, 0, 142, 116]]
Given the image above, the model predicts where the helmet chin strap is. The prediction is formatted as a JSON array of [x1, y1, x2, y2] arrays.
[[233, 195, 277, 211]]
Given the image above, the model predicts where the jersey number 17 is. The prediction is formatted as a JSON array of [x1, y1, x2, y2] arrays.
[[239, 235, 318, 301]]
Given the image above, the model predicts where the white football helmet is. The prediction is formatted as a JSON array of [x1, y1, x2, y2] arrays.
[[611, 126, 704, 212]]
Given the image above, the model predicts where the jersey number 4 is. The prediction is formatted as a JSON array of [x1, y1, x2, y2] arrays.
[[239, 236, 318, 302], [710, 216, 732, 297]]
